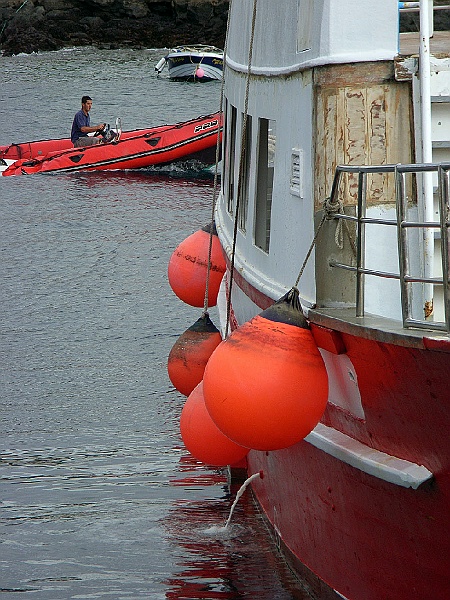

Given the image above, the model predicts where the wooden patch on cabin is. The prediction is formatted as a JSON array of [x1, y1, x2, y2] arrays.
[[313, 62, 413, 209]]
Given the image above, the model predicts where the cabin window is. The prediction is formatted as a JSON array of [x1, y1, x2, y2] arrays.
[[297, 0, 312, 53], [222, 98, 229, 207], [238, 114, 252, 232], [225, 104, 237, 215], [254, 118, 275, 253]]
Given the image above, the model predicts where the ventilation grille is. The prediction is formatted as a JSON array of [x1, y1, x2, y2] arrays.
[[290, 148, 303, 198]]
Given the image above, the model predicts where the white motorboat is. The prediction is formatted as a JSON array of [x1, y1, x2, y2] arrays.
[[155, 45, 223, 82]]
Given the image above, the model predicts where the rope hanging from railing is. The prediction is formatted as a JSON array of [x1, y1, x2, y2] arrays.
[[225, 0, 259, 338], [202, 0, 233, 319], [293, 194, 357, 289]]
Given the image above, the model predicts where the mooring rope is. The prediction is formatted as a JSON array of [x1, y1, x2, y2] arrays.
[[1, 0, 29, 38], [202, 0, 233, 320], [293, 195, 354, 289], [224, 0, 259, 337]]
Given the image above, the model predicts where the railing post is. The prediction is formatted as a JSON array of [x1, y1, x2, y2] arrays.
[[438, 165, 450, 330], [429, 0, 434, 37], [395, 167, 412, 327], [355, 171, 366, 317], [419, 0, 435, 319]]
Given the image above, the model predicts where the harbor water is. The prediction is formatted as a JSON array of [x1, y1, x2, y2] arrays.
[[0, 48, 311, 599]]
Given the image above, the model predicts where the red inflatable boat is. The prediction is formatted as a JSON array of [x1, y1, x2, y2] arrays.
[[1, 113, 222, 176]]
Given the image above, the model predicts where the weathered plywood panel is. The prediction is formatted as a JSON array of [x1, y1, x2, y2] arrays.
[[314, 62, 413, 209], [315, 88, 340, 207]]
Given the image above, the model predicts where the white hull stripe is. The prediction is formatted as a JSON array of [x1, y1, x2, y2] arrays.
[[225, 50, 397, 77], [168, 65, 223, 80], [305, 423, 433, 489]]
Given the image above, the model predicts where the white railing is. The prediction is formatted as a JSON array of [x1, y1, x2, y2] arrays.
[[399, 1, 434, 35]]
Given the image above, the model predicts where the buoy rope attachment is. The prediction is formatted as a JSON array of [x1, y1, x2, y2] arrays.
[[225, 0, 258, 337], [324, 195, 356, 253], [294, 195, 355, 288]]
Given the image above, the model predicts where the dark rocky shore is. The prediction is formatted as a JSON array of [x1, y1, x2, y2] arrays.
[[0, 0, 229, 56], [1, 1, 449, 57]]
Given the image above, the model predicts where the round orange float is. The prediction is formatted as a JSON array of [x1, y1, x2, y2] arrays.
[[203, 288, 329, 451], [180, 382, 249, 466], [168, 222, 226, 308], [168, 312, 222, 396]]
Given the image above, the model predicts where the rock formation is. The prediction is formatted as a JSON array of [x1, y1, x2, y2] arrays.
[[1, 1, 449, 57], [0, 0, 229, 56]]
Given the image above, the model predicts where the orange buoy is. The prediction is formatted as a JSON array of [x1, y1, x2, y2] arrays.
[[180, 382, 249, 466], [168, 222, 226, 308], [168, 312, 222, 396], [203, 288, 329, 451]]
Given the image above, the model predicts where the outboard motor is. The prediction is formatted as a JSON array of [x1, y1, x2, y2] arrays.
[[100, 124, 118, 143], [155, 57, 167, 74]]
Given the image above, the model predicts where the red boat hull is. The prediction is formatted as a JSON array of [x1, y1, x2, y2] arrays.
[[1, 138, 73, 162], [2, 113, 222, 176], [225, 272, 450, 600]]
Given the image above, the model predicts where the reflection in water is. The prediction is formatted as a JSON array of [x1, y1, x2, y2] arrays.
[[164, 455, 312, 600], [54, 162, 216, 187], [1, 47, 312, 598]]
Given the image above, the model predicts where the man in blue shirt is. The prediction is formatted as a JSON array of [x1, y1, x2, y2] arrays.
[[71, 96, 106, 147]]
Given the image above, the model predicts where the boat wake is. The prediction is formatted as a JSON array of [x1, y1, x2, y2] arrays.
[[202, 523, 245, 538], [144, 159, 220, 178]]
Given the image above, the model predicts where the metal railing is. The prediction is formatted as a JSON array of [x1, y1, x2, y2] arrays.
[[328, 163, 450, 332], [398, 1, 450, 38], [399, 1, 450, 11]]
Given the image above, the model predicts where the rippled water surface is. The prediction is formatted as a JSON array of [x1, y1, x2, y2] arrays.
[[0, 48, 311, 599]]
